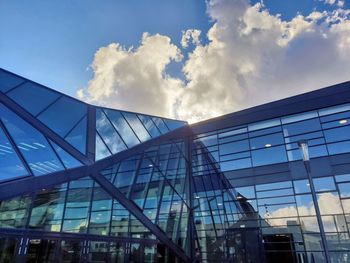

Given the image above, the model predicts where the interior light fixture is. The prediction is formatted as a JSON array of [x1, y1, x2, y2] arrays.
[[265, 144, 272, 148], [339, 119, 348, 124]]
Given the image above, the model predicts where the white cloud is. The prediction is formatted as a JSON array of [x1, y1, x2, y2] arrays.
[[79, 0, 350, 123], [181, 29, 201, 48]]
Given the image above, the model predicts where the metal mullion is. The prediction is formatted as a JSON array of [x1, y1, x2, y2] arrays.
[[0, 118, 33, 177], [2, 81, 27, 94], [34, 95, 63, 117], [101, 109, 128, 150]]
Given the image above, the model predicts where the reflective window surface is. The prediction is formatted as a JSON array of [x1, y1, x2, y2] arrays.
[[0, 104, 65, 176], [0, 125, 28, 180]]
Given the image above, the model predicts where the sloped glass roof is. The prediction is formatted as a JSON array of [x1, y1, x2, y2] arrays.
[[0, 124, 28, 181], [95, 107, 187, 160]]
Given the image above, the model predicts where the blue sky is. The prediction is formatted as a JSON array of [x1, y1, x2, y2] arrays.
[[1, 0, 350, 122], [0, 0, 210, 95]]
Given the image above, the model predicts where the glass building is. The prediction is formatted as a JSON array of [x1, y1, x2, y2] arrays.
[[0, 68, 350, 262]]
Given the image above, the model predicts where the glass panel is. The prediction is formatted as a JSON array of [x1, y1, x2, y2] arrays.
[[0, 126, 28, 180], [96, 109, 126, 154], [283, 118, 322, 137], [319, 103, 350, 116], [122, 112, 151, 142], [338, 182, 350, 198], [0, 195, 31, 228], [29, 186, 66, 231], [49, 140, 82, 169], [104, 109, 140, 148], [60, 240, 83, 262], [89, 241, 109, 262], [7, 82, 60, 116], [317, 192, 343, 215], [0, 69, 25, 92], [281, 111, 318, 124], [37, 96, 87, 137], [313, 177, 336, 192], [152, 117, 169, 134], [220, 158, 251, 171], [26, 239, 57, 262], [295, 194, 316, 216], [251, 145, 287, 166], [327, 141, 350, 155], [219, 140, 249, 155], [249, 132, 284, 150], [95, 133, 111, 160], [248, 118, 280, 131], [138, 114, 161, 137], [163, 119, 186, 130], [0, 104, 64, 175], [0, 237, 18, 262], [64, 115, 87, 154], [62, 178, 93, 233], [324, 125, 350, 143], [293, 179, 311, 194]]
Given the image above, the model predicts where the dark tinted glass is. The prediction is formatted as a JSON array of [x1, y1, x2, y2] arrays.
[[37, 96, 87, 137], [0, 70, 25, 92], [7, 82, 60, 116], [283, 118, 321, 137], [0, 126, 28, 181], [0, 104, 64, 175], [249, 132, 284, 150], [324, 125, 350, 143]]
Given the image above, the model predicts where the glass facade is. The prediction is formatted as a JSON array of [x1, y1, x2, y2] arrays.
[[1, 68, 350, 262]]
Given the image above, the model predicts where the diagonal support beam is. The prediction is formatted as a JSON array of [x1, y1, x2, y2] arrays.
[[0, 92, 92, 165], [90, 171, 190, 263]]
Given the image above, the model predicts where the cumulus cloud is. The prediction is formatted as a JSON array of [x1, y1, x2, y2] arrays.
[[181, 29, 201, 48], [79, 0, 350, 123]]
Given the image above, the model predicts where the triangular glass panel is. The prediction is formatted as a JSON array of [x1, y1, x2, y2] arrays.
[[64, 115, 87, 154], [0, 125, 29, 181], [7, 82, 61, 116], [49, 140, 82, 169], [163, 119, 187, 131], [0, 69, 25, 93], [138, 114, 161, 138], [0, 103, 65, 176]]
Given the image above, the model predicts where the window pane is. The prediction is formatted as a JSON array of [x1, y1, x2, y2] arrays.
[[138, 115, 161, 138], [319, 103, 350, 116], [250, 132, 284, 150], [152, 117, 169, 134], [313, 177, 336, 192], [0, 196, 31, 228], [293, 179, 311, 194], [251, 145, 287, 166], [281, 111, 318, 124], [338, 182, 350, 198], [324, 125, 350, 143], [0, 69, 25, 92], [283, 118, 321, 137], [49, 140, 82, 169], [104, 109, 140, 148], [219, 140, 249, 155], [220, 158, 251, 171], [37, 96, 87, 137], [7, 82, 60, 116], [327, 141, 350, 155], [96, 109, 126, 154], [122, 112, 150, 142], [163, 119, 186, 130], [64, 116, 87, 154], [95, 133, 111, 160], [0, 104, 64, 175], [0, 126, 28, 180], [248, 119, 280, 131]]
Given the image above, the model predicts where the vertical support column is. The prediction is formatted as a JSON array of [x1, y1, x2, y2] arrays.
[[86, 105, 96, 163]]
